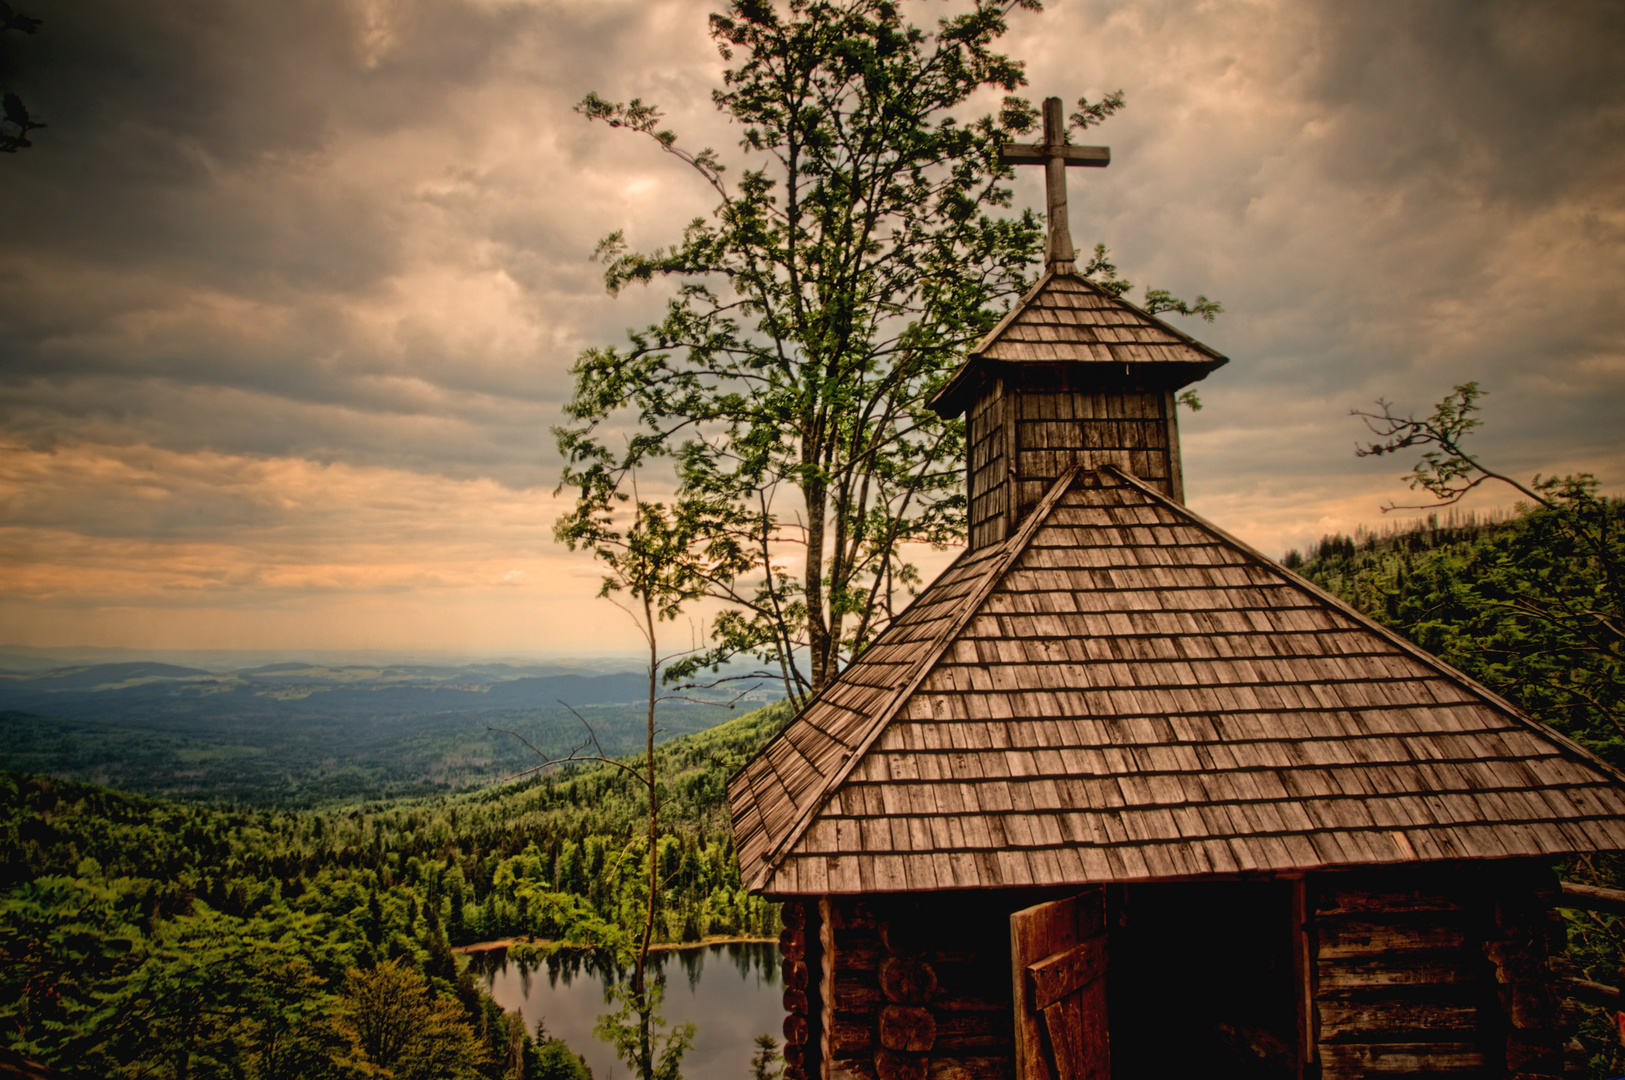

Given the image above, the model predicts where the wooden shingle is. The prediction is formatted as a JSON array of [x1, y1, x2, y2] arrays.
[[930, 270, 1228, 419]]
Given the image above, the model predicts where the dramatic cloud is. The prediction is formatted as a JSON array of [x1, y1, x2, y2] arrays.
[[1, 0, 1621, 653]]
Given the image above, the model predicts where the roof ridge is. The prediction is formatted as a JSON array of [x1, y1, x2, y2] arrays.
[[1101, 463, 1625, 792], [746, 466, 1086, 890]]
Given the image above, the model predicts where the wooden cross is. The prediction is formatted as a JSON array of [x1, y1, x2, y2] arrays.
[[1000, 96, 1110, 272]]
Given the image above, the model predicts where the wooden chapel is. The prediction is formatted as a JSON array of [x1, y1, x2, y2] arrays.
[[726, 98, 1625, 1080]]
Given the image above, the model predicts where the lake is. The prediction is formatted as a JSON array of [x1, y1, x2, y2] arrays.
[[471, 942, 784, 1080]]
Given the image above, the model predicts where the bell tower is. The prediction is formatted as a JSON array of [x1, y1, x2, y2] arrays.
[[929, 97, 1227, 551]]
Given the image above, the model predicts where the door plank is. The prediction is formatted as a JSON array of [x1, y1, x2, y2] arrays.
[[1028, 939, 1107, 1010], [1011, 890, 1109, 1080]]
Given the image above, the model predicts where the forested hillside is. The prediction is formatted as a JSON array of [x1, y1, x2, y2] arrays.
[[1, 700, 790, 1078], [1283, 495, 1624, 767]]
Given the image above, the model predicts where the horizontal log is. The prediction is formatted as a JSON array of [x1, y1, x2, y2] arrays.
[[1560, 977, 1622, 1010], [831, 1018, 875, 1054], [1316, 957, 1480, 990], [783, 959, 809, 991], [833, 934, 884, 972], [881, 957, 938, 1005], [926, 1057, 1013, 1080], [934, 1012, 1013, 1053], [875, 1050, 928, 1080], [781, 901, 806, 930], [1316, 889, 1465, 916], [783, 1014, 808, 1047], [1316, 1000, 1478, 1040], [1559, 882, 1625, 916], [1319, 1043, 1485, 1074], [830, 901, 878, 931], [834, 973, 885, 1014], [1317, 920, 1468, 959], [784, 988, 809, 1016], [783, 1044, 805, 1069], [780, 928, 806, 961]]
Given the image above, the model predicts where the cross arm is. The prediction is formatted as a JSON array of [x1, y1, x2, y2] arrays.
[[998, 144, 1110, 168]]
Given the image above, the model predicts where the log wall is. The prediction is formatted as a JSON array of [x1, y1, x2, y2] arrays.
[[783, 899, 823, 1080], [1310, 861, 1574, 1079], [824, 894, 1016, 1080]]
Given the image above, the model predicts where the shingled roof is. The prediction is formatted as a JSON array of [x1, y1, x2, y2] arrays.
[[727, 466, 1625, 896], [931, 270, 1228, 418]]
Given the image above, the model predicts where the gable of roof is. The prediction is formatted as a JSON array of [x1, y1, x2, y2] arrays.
[[930, 271, 1229, 419], [726, 467, 1625, 896]]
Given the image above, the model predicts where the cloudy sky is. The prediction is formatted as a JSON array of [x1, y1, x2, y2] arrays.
[[1, 0, 1621, 658]]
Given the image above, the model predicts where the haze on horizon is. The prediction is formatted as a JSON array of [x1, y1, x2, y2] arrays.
[[2, 0, 1622, 656]]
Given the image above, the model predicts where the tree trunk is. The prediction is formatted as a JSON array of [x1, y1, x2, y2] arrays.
[[636, 589, 658, 1080], [803, 470, 832, 691]]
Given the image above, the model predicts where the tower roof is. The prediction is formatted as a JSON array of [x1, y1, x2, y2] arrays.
[[726, 466, 1625, 896], [930, 270, 1229, 419]]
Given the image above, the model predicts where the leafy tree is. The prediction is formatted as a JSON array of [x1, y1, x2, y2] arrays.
[[1353, 382, 1623, 752], [527, 1033, 594, 1080], [593, 979, 695, 1080], [560, 0, 1136, 699], [0, 872, 144, 1061], [339, 959, 489, 1080], [1, 699, 799, 1078]]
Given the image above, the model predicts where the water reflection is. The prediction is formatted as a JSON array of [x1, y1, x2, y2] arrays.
[[472, 943, 782, 1080]]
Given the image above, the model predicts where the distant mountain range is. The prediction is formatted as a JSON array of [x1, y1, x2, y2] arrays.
[[0, 661, 682, 717], [0, 659, 781, 807]]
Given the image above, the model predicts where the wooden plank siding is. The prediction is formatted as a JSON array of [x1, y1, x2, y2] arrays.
[[1310, 861, 1570, 1079], [1010, 379, 1176, 530], [968, 376, 1009, 552], [728, 468, 1625, 896], [968, 374, 1177, 552]]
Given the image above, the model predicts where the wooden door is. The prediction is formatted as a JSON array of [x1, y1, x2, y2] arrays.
[[1011, 889, 1109, 1080]]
